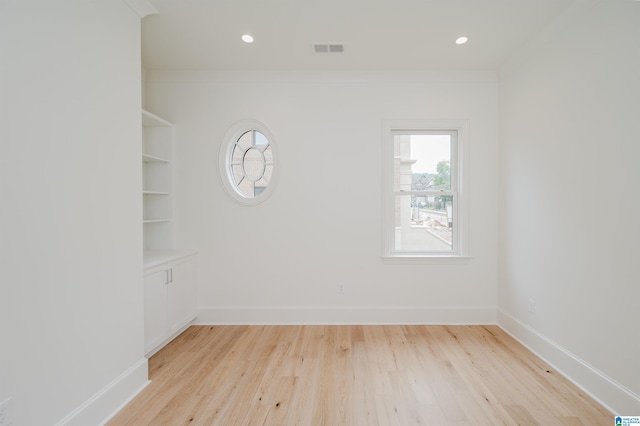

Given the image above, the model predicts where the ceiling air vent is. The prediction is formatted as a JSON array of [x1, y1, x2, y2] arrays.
[[313, 43, 344, 54]]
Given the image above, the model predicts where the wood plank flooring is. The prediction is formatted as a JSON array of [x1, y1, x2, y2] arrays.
[[108, 325, 612, 425]]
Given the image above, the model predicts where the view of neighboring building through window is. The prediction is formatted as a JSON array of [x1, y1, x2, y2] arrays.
[[394, 132, 456, 252], [383, 121, 467, 259]]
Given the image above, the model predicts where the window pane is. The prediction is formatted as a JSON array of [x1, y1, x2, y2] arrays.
[[232, 143, 244, 164], [232, 164, 244, 184], [393, 134, 451, 191], [254, 130, 269, 147], [255, 177, 269, 188], [243, 148, 265, 182], [221, 120, 277, 205], [263, 163, 273, 183], [394, 195, 453, 252], [228, 129, 274, 199], [237, 131, 252, 151], [237, 178, 254, 197], [263, 146, 273, 164]]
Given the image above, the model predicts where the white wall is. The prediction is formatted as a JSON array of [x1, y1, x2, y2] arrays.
[[498, 0, 640, 414], [145, 70, 499, 324], [0, 1, 147, 424]]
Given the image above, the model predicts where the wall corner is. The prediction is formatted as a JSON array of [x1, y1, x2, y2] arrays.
[[122, 0, 158, 19]]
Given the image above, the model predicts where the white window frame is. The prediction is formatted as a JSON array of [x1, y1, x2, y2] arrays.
[[219, 119, 278, 206], [381, 119, 470, 262]]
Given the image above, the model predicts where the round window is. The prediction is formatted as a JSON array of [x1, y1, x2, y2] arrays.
[[220, 120, 277, 205]]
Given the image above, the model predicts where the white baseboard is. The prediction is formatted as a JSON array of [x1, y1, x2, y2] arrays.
[[54, 358, 149, 426], [196, 305, 497, 325], [497, 309, 640, 415]]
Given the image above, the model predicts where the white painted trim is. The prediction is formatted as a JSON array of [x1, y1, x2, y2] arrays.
[[381, 255, 471, 265], [196, 305, 496, 325], [381, 119, 470, 259], [54, 358, 149, 426], [122, 0, 158, 18], [497, 309, 640, 415], [146, 70, 498, 84], [99, 380, 151, 426]]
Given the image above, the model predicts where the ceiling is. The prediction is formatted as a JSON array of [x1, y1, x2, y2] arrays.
[[142, 0, 575, 71]]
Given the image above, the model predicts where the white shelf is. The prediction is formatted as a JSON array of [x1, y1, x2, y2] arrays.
[[143, 153, 169, 163], [142, 108, 173, 250], [144, 249, 198, 269], [142, 109, 172, 127], [142, 111, 197, 361]]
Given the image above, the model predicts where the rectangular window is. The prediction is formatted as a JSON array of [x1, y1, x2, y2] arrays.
[[382, 120, 469, 260]]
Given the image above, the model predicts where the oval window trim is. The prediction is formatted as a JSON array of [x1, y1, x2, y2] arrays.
[[219, 119, 278, 205]]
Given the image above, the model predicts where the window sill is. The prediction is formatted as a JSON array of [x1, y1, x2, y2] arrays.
[[381, 255, 471, 265]]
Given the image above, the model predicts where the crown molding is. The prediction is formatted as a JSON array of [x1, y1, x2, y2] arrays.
[[145, 70, 498, 84]]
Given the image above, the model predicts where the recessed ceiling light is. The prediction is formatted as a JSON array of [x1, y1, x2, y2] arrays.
[[241, 34, 254, 43], [455, 36, 469, 45]]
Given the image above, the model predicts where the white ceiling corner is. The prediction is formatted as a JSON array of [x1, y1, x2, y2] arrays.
[[124, 0, 158, 18]]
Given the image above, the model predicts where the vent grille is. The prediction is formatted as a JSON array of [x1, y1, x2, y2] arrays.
[[313, 43, 344, 54]]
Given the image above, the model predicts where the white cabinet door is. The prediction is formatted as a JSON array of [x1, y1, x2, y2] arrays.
[[167, 255, 197, 335], [144, 266, 168, 354], [144, 252, 197, 357]]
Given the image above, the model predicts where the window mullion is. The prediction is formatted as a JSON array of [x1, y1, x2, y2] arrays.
[[393, 190, 456, 196]]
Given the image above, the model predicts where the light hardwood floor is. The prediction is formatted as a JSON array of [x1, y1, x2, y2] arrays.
[[108, 325, 612, 425]]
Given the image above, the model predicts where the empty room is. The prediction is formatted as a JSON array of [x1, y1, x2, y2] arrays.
[[0, 0, 638, 425]]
